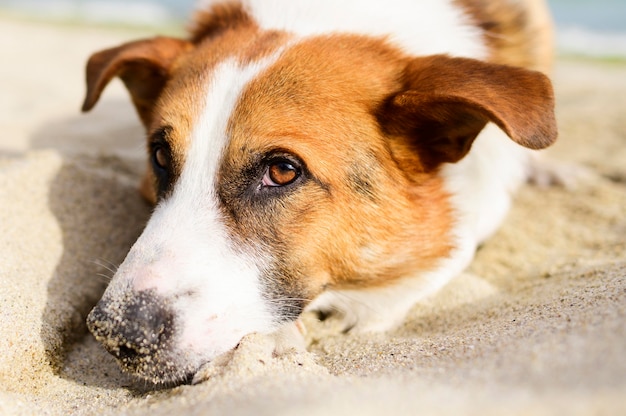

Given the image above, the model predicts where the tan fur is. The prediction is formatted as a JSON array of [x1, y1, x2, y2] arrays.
[[219, 33, 555, 299], [380, 54, 556, 175], [83, 0, 556, 301], [189, 1, 255, 44], [456, 0, 554, 73], [80, 2, 561, 384], [220, 36, 455, 299]]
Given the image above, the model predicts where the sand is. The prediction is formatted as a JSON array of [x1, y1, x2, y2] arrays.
[[1, 16, 625, 416]]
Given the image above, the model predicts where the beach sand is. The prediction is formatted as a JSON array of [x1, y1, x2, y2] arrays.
[[0, 17, 624, 415]]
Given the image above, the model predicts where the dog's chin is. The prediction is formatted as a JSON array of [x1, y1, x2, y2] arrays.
[[117, 354, 200, 388]]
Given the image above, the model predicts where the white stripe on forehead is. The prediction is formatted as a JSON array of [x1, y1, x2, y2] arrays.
[[178, 55, 280, 199], [116, 55, 288, 353], [147, 53, 285, 267], [131, 54, 284, 273], [122, 54, 286, 291]]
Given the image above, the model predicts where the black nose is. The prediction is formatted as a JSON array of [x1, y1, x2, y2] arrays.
[[86, 290, 174, 364]]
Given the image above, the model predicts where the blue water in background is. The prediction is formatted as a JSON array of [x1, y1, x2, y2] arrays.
[[549, 0, 626, 56], [550, 0, 626, 32], [1, 0, 625, 57]]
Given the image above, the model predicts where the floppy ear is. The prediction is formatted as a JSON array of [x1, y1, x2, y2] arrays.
[[378, 55, 557, 172], [82, 36, 192, 127]]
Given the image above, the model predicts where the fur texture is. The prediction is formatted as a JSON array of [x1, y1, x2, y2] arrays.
[[82, 0, 557, 384]]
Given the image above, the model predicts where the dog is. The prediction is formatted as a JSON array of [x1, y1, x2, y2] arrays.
[[82, 0, 558, 385]]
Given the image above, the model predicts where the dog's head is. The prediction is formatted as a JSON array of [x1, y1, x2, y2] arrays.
[[82, 4, 556, 384]]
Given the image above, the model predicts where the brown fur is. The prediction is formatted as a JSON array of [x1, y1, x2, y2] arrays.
[[82, 1, 556, 303], [147, 25, 292, 200], [82, 37, 193, 126], [189, 1, 255, 44], [83, 7, 289, 203], [218, 36, 454, 299], [217, 34, 555, 300], [379, 55, 556, 173]]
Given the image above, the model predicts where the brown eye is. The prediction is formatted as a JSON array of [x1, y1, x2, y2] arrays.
[[263, 161, 300, 187], [153, 146, 169, 171]]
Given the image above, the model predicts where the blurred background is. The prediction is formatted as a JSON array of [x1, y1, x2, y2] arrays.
[[0, 0, 625, 58]]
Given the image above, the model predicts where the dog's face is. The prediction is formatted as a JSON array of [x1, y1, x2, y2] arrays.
[[82, 11, 556, 384]]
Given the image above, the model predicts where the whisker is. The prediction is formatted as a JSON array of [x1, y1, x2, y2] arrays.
[[95, 272, 114, 283], [265, 297, 314, 304], [92, 258, 119, 275]]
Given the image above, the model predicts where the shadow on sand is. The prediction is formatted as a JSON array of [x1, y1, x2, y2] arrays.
[[33, 98, 152, 389]]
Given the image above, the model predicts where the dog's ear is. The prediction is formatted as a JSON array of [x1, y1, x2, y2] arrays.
[[378, 55, 557, 173], [82, 36, 192, 127]]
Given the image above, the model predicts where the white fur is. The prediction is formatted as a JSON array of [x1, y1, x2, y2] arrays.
[[105, 56, 284, 362], [443, 124, 531, 245], [198, 0, 487, 59]]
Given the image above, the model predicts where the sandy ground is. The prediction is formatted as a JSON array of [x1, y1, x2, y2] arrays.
[[0, 16, 625, 416]]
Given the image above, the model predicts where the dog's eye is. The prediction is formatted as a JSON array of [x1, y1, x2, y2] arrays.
[[263, 160, 300, 187], [152, 146, 169, 171]]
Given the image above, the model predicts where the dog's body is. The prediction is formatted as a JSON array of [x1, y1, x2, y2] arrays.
[[83, 0, 557, 384]]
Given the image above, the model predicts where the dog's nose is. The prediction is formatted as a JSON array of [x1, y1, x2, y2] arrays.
[[86, 290, 174, 363]]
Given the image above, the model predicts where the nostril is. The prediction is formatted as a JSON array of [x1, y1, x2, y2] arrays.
[[117, 344, 138, 361]]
